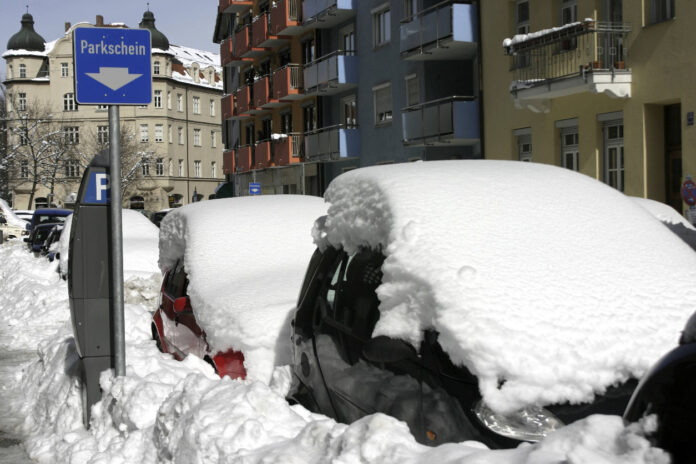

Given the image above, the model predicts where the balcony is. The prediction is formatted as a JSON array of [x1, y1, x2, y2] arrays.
[[220, 37, 252, 67], [253, 77, 271, 110], [274, 134, 304, 165], [255, 140, 273, 169], [271, 65, 304, 102], [221, 94, 235, 120], [234, 85, 252, 116], [235, 24, 265, 59], [218, 0, 252, 14], [504, 20, 632, 113], [236, 145, 253, 172], [303, 0, 356, 29], [303, 51, 358, 97], [270, 0, 305, 36], [223, 149, 236, 174], [253, 13, 288, 49], [402, 96, 479, 146], [304, 125, 360, 161], [401, 1, 478, 61]]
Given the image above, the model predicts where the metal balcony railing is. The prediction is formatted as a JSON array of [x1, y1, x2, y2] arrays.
[[304, 124, 357, 160], [272, 64, 303, 99], [505, 21, 631, 86], [402, 96, 476, 143], [400, 0, 474, 53], [303, 50, 356, 92]]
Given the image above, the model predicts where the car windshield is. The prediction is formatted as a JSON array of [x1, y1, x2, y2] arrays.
[[36, 215, 67, 225]]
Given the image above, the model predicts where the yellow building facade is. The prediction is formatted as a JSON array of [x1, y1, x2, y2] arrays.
[[482, 0, 692, 214]]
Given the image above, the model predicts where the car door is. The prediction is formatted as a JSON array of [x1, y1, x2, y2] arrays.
[[160, 260, 206, 359]]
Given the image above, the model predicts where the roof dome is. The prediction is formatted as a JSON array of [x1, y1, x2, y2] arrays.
[[7, 13, 46, 52], [139, 11, 169, 51]]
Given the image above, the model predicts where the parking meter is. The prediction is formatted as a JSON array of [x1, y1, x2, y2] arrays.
[[68, 149, 112, 427]]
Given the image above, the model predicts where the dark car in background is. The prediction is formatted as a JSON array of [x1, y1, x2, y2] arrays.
[[41, 225, 63, 261], [25, 223, 58, 255], [29, 208, 72, 232]]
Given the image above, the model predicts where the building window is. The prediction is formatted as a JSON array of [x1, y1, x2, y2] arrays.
[[154, 90, 162, 108], [63, 93, 77, 111], [64, 126, 79, 144], [373, 5, 391, 47], [19, 64, 26, 78], [194, 160, 201, 177], [61, 63, 69, 77], [281, 112, 292, 133], [141, 159, 150, 176], [211, 130, 216, 148], [177, 94, 183, 112], [210, 99, 215, 116], [405, 74, 419, 107], [516, 130, 532, 161], [373, 83, 392, 125], [65, 159, 80, 178], [560, 0, 577, 25], [155, 124, 164, 142], [649, 0, 675, 24], [140, 124, 149, 142], [168, 125, 172, 143], [193, 97, 200, 115], [301, 39, 315, 65], [20, 161, 29, 178], [211, 161, 216, 178], [18, 93, 27, 111], [341, 95, 357, 128], [154, 61, 160, 75], [561, 127, 579, 171], [604, 121, 624, 192], [193, 128, 201, 146], [303, 104, 317, 132], [178, 159, 184, 176], [167, 91, 172, 109], [156, 158, 164, 176], [8, 65, 13, 79], [178, 127, 184, 144], [516, 0, 530, 34], [19, 128, 28, 146], [97, 105, 108, 110], [97, 125, 108, 144]]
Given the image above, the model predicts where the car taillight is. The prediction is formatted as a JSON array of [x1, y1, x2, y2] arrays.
[[212, 350, 246, 380]]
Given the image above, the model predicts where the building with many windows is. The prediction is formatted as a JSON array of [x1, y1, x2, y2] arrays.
[[3, 11, 223, 210], [214, 0, 482, 196], [482, 0, 693, 214]]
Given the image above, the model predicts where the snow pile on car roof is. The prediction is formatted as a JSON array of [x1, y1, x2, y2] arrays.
[[0, 198, 30, 228], [314, 160, 696, 414], [158, 196, 327, 383]]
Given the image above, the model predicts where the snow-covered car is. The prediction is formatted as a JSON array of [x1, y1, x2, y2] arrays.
[[288, 160, 696, 450], [41, 225, 63, 260], [153, 195, 327, 382], [13, 210, 34, 223], [0, 215, 28, 240]]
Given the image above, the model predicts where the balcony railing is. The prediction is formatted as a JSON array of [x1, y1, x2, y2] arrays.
[[272, 64, 304, 100], [255, 140, 273, 169], [400, 0, 477, 60], [303, 50, 358, 96], [219, 0, 253, 14], [505, 20, 631, 87], [253, 76, 271, 108], [274, 134, 304, 165], [223, 149, 236, 174], [236, 144, 253, 172], [235, 85, 252, 115], [220, 37, 251, 66], [304, 124, 359, 161], [270, 0, 304, 36], [221, 94, 235, 120], [303, 0, 356, 28], [402, 96, 479, 145], [234, 24, 252, 57]]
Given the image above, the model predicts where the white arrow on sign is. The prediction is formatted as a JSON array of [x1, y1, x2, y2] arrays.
[[85, 67, 142, 91]]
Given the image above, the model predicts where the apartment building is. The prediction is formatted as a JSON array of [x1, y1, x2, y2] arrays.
[[3, 11, 223, 210], [215, 0, 482, 196], [482, 0, 693, 214]]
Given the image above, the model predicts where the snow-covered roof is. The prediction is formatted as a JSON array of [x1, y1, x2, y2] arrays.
[[169, 44, 220, 69], [158, 196, 328, 383], [314, 160, 696, 414]]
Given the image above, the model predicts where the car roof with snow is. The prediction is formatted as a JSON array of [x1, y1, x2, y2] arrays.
[[158, 195, 328, 383], [313, 160, 696, 414]]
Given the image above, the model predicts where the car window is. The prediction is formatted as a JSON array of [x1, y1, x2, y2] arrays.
[[165, 260, 188, 298]]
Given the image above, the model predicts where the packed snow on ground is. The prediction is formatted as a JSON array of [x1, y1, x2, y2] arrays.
[[0, 198, 30, 228], [314, 160, 696, 414], [158, 195, 327, 383], [0, 202, 671, 463]]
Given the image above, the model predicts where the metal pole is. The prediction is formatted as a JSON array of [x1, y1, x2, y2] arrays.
[[108, 105, 125, 377]]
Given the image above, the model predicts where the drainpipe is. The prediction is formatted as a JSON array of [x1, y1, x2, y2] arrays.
[[185, 87, 190, 203], [476, 0, 485, 159]]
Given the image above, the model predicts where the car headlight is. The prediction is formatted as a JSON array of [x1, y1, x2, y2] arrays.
[[473, 400, 563, 442]]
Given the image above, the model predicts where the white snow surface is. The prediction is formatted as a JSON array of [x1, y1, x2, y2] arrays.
[[0, 198, 30, 228], [158, 195, 327, 383], [632, 197, 695, 229], [314, 160, 696, 414], [502, 19, 594, 48], [0, 220, 672, 463]]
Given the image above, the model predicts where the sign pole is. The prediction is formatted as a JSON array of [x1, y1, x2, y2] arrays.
[[109, 105, 126, 377]]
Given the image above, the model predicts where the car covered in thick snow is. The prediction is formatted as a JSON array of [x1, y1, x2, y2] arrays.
[[288, 160, 696, 450], [153, 195, 327, 382]]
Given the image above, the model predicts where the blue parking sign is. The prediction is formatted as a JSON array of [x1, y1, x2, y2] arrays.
[[73, 27, 152, 105], [83, 171, 110, 205], [249, 182, 261, 195]]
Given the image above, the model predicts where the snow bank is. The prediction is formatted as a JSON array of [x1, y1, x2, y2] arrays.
[[0, 198, 30, 228], [158, 195, 327, 383], [315, 160, 696, 413]]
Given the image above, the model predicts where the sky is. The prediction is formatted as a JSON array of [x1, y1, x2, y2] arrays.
[[1, 0, 220, 80]]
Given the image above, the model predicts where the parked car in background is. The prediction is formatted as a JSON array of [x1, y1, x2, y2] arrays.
[[25, 223, 58, 255], [150, 208, 172, 227], [29, 208, 72, 233], [153, 195, 327, 383], [0, 214, 28, 240], [41, 225, 63, 260], [288, 161, 696, 450]]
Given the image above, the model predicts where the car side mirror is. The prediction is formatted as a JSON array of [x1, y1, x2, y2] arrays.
[[173, 296, 191, 313], [363, 336, 418, 364]]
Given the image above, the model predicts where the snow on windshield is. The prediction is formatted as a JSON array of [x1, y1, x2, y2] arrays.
[[314, 160, 696, 414], [158, 195, 327, 383]]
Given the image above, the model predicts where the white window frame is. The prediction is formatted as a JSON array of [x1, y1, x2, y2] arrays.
[[177, 94, 183, 112], [19, 64, 26, 78], [211, 130, 217, 148], [61, 62, 69, 77], [141, 159, 150, 176], [603, 120, 625, 192], [155, 158, 164, 176], [515, 0, 530, 34], [97, 125, 108, 144], [167, 91, 172, 109], [193, 128, 201, 146], [140, 124, 149, 142], [178, 127, 184, 145], [193, 96, 201, 115], [210, 99, 215, 116], [154, 61, 160, 75], [63, 93, 77, 111], [168, 125, 172, 144], [178, 159, 184, 176], [372, 82, 392, 126], [17, 93, 26, 111], [341, 95, 357, 128], [372, 4, 391, 48], [514, 129, 532, 162], [405, 73, 419, 107], [194, 160, 201, 178], [211, 161, 217, 178], [64, 126, 80, 145], [155, 124, 164, 142], [154, 90, 162, 108], [560, 127, 579, 171]]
